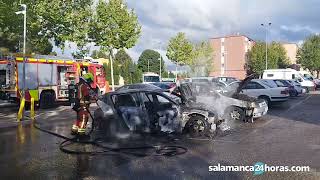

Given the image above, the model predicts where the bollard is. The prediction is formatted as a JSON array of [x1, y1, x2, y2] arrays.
[[17, 97, 25, 121], [30, 97, 35, 120]]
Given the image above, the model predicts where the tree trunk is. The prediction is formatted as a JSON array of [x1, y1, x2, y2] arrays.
[[317, 70, 319, 79], [175, 62, 178, 81]]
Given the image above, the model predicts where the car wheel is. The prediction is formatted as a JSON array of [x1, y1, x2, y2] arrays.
[[40, 91, 55, 109], [225, 106, 245, 122], [185, 115, 209, 137]]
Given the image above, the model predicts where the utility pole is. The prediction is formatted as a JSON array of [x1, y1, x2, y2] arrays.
[[261, 22, 271, 70], [158, 42, 162, 80], [16, 4, 27, 120]]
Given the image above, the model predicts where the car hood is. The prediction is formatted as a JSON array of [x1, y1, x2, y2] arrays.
[[178, 83, 196, 103], [233, 74, 256, 95]]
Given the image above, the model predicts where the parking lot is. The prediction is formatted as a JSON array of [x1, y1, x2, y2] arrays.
[[0, 91, 320, 179]]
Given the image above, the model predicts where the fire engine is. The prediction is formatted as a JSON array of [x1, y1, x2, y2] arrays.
[[0, 56, 107, 108]]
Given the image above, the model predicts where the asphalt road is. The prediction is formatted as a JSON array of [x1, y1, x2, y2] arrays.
[[0, 93, 320, 180]]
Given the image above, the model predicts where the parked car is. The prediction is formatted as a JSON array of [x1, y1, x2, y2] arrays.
[[151, 82, 176, 91], [299, 70, 320, 89], [197, 89, 268, 122], [227, 79, 290, 106], [271, 79, 297, 97], [161, 78, 176, 82], [262, 69, 315, 91], [94, 83, 223, 138], [215, 76, 238, 83], [190, 77, 214, 95], [286, 80, 306, 95]]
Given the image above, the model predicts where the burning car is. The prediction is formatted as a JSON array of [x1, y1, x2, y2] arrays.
[[94, 83, 222, 138], [195, 75, 268, 122]]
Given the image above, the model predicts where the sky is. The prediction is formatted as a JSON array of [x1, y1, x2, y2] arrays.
[[55, 0, 320, 71]]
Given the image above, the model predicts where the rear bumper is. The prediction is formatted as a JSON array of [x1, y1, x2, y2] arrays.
[[302, 86, 315, 91], [270, 96, 289, 102]]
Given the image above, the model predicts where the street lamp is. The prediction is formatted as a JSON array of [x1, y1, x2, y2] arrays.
[[261, 22, 271, 70], [16, 4, 27, 120], [158, 42, 162, 80]]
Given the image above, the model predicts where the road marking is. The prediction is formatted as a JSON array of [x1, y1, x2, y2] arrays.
[[235, 95, 313, 142], [285, 94, 312, 113]]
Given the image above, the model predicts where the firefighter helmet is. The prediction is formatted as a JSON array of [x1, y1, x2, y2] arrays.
[[83, 73, 94, 82]]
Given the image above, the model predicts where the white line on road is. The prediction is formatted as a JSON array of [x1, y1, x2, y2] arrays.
[[284, 94, 312, 113], [236, 94, 312, 142]]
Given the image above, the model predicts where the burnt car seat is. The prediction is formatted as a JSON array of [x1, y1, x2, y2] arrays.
[[115, 94, 146, 131]]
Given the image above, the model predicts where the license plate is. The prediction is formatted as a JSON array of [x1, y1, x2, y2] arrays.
[[259, 102, 266, 107]]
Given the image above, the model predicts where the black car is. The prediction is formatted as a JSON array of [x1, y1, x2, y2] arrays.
[[151, 82, 176, 90], [116, 83, 161, 91], [94, 83, 222, 137]]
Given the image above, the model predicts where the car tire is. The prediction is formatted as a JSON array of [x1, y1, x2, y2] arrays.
[[40, 91, 56, 109], [184, 115, 210, 137], [225, 106, 245, 122]]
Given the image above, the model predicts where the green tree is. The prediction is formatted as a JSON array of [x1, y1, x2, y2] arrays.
[[297, 34, 320, 78], [166, 32, 193, 79], [168, 71, 175, 78], [91, 50, 108, 59], [131, 63, 143, 83], [35, 0, 93, 57], [115, 49, 136, 84], [90, 0, 141, 90], [247, 41, 289, 75], [191, 41, 214, 76], [0, 0, 93, 56], [137, 49, 165, 74], [166, 32, 193, 65]]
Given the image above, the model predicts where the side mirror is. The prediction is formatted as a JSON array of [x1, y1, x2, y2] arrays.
[[96, 100, 114, 117]]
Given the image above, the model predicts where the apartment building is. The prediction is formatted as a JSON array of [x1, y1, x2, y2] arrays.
[[209, 35, 255, 79], [282, 43, 298, 64]]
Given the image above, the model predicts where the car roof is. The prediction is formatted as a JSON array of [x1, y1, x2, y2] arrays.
[[117, 83, 160, 89], [107, 88, 167, 95]]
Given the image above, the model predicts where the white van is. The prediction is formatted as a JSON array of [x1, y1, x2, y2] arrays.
[[262, 69, 315, 91], [142, 72, 160, 83]]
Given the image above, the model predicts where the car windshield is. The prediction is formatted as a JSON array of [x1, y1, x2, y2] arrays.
[[192, 79, 209, 83], [303, 74, 314, 80]]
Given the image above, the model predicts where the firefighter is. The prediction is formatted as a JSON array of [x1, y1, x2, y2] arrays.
[[71, 73, 96, 136]]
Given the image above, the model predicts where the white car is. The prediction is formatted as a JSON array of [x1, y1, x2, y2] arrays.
[[228, 79, 290, 105], [286, 80, 307, 95], [197, 91, 268, 122]]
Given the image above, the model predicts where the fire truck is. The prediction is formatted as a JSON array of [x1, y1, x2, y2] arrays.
[[0, 56, 107, 108]]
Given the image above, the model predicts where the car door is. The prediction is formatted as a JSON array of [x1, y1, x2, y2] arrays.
[[143, 92, 179, 133], [241, 81, 265, 97], [112, 93, 148, 132]]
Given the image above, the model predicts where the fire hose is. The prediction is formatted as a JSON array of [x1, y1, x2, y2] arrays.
[[33, 103, 188, 157]]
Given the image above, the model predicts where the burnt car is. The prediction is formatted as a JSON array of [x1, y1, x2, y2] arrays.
[[116, 83, 161, 91], [196, 75, 268, 122], [94, 83, 222, 137]]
